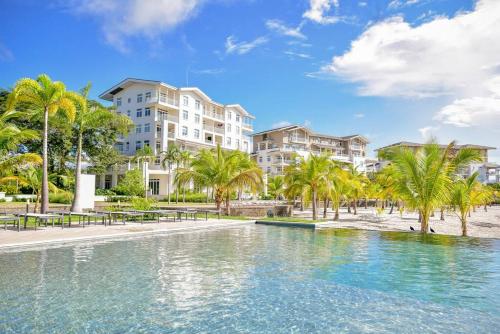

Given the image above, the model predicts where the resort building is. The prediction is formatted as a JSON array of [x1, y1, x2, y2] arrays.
[[371, 141, 500, 184], [96, 78, 255, 196], [252, 125, 369, 176]]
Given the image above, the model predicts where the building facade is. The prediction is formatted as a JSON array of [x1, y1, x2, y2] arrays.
[[252, 125, 369, 176], [371, 141, 500, 184], [96, 78, 255, 196]]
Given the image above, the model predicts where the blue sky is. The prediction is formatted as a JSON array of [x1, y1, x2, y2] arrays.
[[1, 0, 499, 161]]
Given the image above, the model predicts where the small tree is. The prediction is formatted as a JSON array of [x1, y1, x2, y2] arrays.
[[450, 173, 479, 237], [114, 169, 145, 197]]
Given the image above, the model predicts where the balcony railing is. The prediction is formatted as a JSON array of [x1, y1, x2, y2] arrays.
[[203, 124, 224, 134], [167, 132, 175, 139], [203, 110, 224, 121], [289, 136, 307, 143]]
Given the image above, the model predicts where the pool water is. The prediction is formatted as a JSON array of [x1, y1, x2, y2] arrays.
[[1, 226, 499, 333]]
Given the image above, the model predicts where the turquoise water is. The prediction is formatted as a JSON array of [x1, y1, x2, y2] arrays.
[[1, 225, 499, 333]]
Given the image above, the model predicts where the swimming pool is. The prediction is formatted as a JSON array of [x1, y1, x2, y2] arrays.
[[1, 225, 499, 333]]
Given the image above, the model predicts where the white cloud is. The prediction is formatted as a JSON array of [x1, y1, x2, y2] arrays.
[[284, 51, 312, 59], [325, 0, 500, 98], [266, 19, 306, 39], [434, 96, 500, 127], [272, 121, 292, 129], [418, 125, 439, 140], [303, 0, 341, 24], [358, 2, 367, 7], [354, 113, 365, 118], [191, 68, 225, 75], [388, 0, 420, 10], [64, 0, 202, 52], [225, 35, 268, 55]]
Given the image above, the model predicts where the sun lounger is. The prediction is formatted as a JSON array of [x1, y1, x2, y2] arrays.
[[0, 215, 21, 231]]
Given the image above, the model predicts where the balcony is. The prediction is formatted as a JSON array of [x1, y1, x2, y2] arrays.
[[351, 144, 363, 150], [289, 136, 307, 143], [242, 122, 253, 130], [167, 132, 175, 139], [203, 110, 224, 121], [203, 124, 224, 134]]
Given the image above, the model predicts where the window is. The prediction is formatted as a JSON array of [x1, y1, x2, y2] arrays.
[[126, 142, 130, 151], [116, 97, 122, 106], [144, 140, 150, 147], [267, 156, 271, 162], [194, 129, 200, 139], [136, 141, 142, 150], [144, 123, 150, 133], [236, 114, 240, 122], [183, 110, 188, 120], [149, 179, 160, 195], [105, 175, 112, 189], [236, 126, 240, 135], [195, 100, 200, 110], [145, 107, 151, 116], [195, 114, 200, 124], [236, 139, 240, 148], [226, 137, 231, 146], [182, 126, 188, 136], [227, 111, 232, 120], [266, 167, 271, 173], [136, 109, 143, 117], [160, 92, 167, 103], [183, 96, 189, 106], [156, 141, 161, 152], [258, 156, 263, 163], [136, 124, 142, 134], [127, 110, 131, 117], [145, 92, 151, 101], [156, 124, 161, 134], [127, 98, 131, 103], [137, 94, 143, 103], [227, 124, 232, 132], [116, 143, 123, 152], [154, 157, 161, 166]]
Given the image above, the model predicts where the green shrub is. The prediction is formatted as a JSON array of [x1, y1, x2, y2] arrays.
[[259, 193, 274, 200], [160, 193, 211, 203], [106, 195, 133, 203], [96, 188, 116, 196], [113, 169, 145, 197], [49, 192, 73, 204], [131, 197, 157, 210]]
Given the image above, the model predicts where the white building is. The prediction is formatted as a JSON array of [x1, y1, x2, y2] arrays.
[[97, 78, 255, 196], [252, 125, 370, 176]]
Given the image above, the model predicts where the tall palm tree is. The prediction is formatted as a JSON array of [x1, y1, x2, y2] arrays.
[[175, 145, 262, 213], [267, 175, 285, 200], [178, 150, 193, 203], [8, 74, 76, 213], [70, 83, 132, 212], [161, 144, 180, 204], [328, 164, 350, 221], [384, 142, 480, 233]]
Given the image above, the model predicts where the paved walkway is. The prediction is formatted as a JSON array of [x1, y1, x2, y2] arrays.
[[0, 219, 254, 250]]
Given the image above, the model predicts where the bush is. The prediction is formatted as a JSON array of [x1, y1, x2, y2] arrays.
[[49, 192, 73, 204], [131, 197, 157, 210], [96, 188, 116, 196], [0, 184, 18, 195], [113, 169, 145, 197], [259, 193, 274, 200], [160, 193, 211, 203], [106, 195, 133, 203]]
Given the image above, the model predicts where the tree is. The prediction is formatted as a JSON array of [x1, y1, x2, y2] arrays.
[[329, 164, 350, 221], [267, 175, 285, 200], [450, 173, 480, 237], [113, 169, 145, 197], [71, 83, 132, 212], [178, 150, 193, 203], [384, 142, 480, 234], [161, 145, 180, 204], [8, 74, 77, 213], [175, 145, 262, 213]]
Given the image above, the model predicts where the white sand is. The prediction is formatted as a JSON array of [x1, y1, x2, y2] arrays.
[[295, 205, 500, 238]]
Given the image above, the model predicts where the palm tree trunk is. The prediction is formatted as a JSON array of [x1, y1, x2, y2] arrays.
[[225, 192, 231, 216], [41, 106, 49, 213], [420, 211, 429, 233], [34, 193, 40, 213], [183, 187, 186, 203], [334, 206, 339, 221], [300, 196, 304, 211], [347, 203, 351, 213], [440, 207, 445, 221], [484, 204, 488, 212], [353, 200, 357, 215], [167, 166, 171, 204], [323, 198, 328, 218], [206, 187, 209, 203], [461, 214, 467, 237], [364, 198, 368, 209], [70, 132, 83, 212], [175, 186, 179, 203], [389, 202, 394, 214], [312, 189, 317, 220]]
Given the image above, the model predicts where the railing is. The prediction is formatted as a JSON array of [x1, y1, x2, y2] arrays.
[[351, 145, 362, 150], [289, 136, 307, 143], [158, 93, 179, 107], [242, 122, 253, 130], [203, 124, 224, 134], [203, 110, 224, 121], [167, 132, 175, 139]]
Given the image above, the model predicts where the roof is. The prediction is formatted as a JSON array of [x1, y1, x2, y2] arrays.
[[99, 78, 177, 101], [375, 141, 496, 151], [225, 104, 255, 119], [252, 124, 369, 143], [179, 87, 213, 103]]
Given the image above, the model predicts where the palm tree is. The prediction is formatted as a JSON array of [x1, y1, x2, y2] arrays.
[[329, 165, 350, 221], [175, 145, 262, 213], [8, 74, 76, 213], [267, 175, 285, 200], [285, 153, 331, 221], [450, 173, 480, 237], [384, 142, 480, 233], [161, 144, 180, 204], [178, 150, 193, 203], [71, 83, 132, 212], [346, 165, 368, 215]]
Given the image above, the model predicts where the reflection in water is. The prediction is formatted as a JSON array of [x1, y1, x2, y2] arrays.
[[0, 226, 499, 333]]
